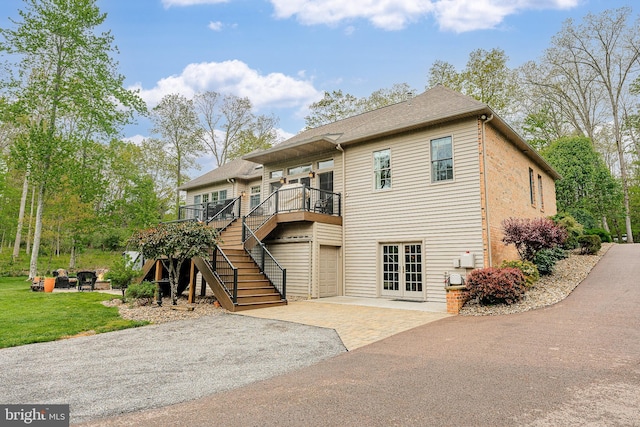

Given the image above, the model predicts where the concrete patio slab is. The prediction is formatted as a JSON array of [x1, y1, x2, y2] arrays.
[[237, 297, 450, 350]]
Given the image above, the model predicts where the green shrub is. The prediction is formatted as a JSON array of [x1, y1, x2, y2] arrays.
[[584, 228, 612, 243], [578, 235, 602, 255], [466, 267, 526, 305], [499, 260, 539, 287], [553, 213, 584, 249], [125, 281, 156, 305], [105, 255, 141, 290], [533, 247, 567, 276]]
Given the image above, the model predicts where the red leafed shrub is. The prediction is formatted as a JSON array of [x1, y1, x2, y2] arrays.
[[466, 267, 527, 305], [502, 217, 567, 262]]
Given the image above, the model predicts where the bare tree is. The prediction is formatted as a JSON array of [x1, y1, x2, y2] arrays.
[[194, 91, 279, 165]]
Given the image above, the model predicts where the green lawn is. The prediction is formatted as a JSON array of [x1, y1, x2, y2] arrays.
[[0, 277, 148, 349]]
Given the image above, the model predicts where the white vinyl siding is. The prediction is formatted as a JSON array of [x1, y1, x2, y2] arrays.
[[186, 184, 234, 205], [268, 242, 311, 298], [343, 121, 484, 303]]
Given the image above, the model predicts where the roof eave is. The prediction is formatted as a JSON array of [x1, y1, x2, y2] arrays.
[[243, 136, 340, 164]]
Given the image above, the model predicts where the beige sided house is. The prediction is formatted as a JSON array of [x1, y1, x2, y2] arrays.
[[177, 85, 559, 312]]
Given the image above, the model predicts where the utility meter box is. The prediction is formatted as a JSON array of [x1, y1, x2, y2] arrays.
[[460, 252, 475, 268], [449, 273, 464, 286]]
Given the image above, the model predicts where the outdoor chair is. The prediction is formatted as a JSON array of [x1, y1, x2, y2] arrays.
[[76, 270, 97, 292], [30, 278, 44, 292], [314, 197, 333, 214], [53, 269, 71, 289]]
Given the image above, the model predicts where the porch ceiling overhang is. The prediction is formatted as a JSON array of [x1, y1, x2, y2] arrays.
[[243, 135, 341, 164]]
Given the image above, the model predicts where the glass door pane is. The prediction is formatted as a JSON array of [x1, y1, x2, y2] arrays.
[[382, 245, 400, 294], [404, 244, 423, 294]]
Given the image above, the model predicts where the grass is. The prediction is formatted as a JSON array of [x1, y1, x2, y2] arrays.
[[0, 276, 148, 349], [0, 247, 122, 277]]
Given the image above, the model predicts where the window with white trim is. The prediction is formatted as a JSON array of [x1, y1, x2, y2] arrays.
[[250, 186, 261, 208], [373, 149, 391, 189], [430, 136, 453, 182]]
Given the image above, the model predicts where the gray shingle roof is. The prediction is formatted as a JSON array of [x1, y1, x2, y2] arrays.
[[178, 158, 262, 191], [244, 85, 560, 179]]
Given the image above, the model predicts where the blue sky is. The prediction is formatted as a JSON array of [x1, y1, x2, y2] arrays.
[[0, 0, 636, 171]]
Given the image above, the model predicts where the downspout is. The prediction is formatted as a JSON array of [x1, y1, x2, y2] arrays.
[[308, 240, 313, 299], [336, 143, 346, 296], [481, 114, 494, 267]]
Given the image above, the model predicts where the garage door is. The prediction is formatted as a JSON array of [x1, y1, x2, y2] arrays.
[[319, 245, 339, 297]]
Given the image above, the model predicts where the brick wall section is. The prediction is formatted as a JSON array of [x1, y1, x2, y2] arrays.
[[482, 123, 557, 267], [446, 286, 470, 314]]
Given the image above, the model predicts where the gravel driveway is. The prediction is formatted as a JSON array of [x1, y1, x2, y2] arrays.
[[0, 313, 345, 424]]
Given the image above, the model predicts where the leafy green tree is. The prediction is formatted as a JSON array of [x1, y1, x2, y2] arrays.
[[98, 139, 165, 248], [304, 90, 360, 129], [427, 48, 518, 116], [519, 8, 640, 242], [0, 0, 145, 278], [304, 83, 416, 129], [227, 113, 279, 160], [130, 221, 219, 305], [150, 93, 204, 217], [542, 136, 623, 230]]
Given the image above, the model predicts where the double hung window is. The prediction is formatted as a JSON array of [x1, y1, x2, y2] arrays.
[[374, 149, 391, 189], [430, 136, 453, 182]]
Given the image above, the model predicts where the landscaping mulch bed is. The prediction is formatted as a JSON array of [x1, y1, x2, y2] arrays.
[[459, 243, 613, 316]]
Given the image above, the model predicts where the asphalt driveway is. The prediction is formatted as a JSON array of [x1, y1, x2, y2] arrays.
[[75, 244, 640, 426]]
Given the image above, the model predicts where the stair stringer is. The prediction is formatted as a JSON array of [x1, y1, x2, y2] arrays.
[[192, 256, 235, 312]]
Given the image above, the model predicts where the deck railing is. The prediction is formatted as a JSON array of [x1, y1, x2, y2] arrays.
[[179, 197, 242, 231], [211, 246, 238, 303], [244, 185, 341, 235], [242, 222, 286, 299]]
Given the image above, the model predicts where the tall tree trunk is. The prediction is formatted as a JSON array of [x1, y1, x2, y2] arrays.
[[26, 186, 35, 255], [69, 238, 76, 270], [28, 183, 45, 279], [12, 174, 29, 261], [601, 216, 610, 233]]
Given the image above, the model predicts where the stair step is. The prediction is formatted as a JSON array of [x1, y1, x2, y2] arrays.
[[237, 281, 271, 288], [237, 287, 279, 296], [233, 299, 288, 311], [236, 294, 282, 304]]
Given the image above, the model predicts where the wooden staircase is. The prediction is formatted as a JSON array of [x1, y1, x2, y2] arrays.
[[205, 220, 286, 312]]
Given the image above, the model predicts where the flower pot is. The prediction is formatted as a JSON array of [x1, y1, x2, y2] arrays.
[[43, 277, 55, 293]]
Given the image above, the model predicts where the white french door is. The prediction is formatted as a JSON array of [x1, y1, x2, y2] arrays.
[[381, 243, 424, 299]]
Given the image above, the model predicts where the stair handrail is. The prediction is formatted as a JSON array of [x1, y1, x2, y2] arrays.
[[205, 196, 242, 230], [212, 246, 239, 303], [244, 190, 278, 236], [242, 221, 286, 300]]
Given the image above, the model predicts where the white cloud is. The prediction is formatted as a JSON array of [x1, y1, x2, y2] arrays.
[[162, 0, 228, 8], [130, 60, 322, 111], [208, 21, 223, 31], [123, 134, 146, 146], [270, 0, 579, 32]]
